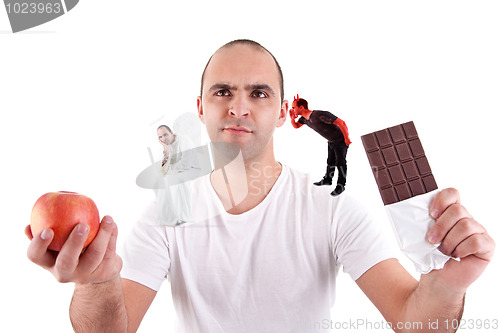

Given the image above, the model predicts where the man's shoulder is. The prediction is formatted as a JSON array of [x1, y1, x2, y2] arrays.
[[280, 163, 305, 179], [313, 110, 337, 118], [278, 165, 365, 228], [280, 164, 335, 198]]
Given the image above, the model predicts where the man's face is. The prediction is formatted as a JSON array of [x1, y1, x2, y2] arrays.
[[157, 127, 174, 145], [197, 45, 287, 162]]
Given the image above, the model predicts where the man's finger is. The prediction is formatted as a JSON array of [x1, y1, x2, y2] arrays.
[[53, 224, 89, 281], [86, 219, 121, 283], [25, 225, 33, 240], [26, 228, 57, 269], [104, 218, 118, 259], [451, 233, 495, 261], [77, 216, 115, 274], [438, 217, 486, 256], [429, 188, 460, 219], [427, 203, 472, 245]]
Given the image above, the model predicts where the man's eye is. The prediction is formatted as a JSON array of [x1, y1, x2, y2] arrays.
[[251, 90, 267, 98], [215, 90, 231, 97]]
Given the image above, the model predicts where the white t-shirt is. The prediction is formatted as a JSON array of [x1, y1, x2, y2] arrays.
[[121, 165, 398, 332]]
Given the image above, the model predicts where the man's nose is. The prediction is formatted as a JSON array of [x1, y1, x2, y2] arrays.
[[229, 95, 250, 118]]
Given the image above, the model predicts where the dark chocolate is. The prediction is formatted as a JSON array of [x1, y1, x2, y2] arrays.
[[361, 121, 438, 205]]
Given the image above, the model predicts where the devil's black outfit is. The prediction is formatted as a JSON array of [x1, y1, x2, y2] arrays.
[[298, 111, 351, 190]]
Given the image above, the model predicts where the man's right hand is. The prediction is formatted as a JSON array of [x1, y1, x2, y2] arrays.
[[26, 215, 122, 285], [160, 141, 170, 160], [289, 110, 302, 129], [289, 110, 296, 124]]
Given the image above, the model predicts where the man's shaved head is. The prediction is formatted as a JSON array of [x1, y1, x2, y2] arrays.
[[200, 39, 284, 103]]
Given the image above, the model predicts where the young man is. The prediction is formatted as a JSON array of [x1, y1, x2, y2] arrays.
[[156, 123, 198, 173], [157, 124, 175, 169], [26, 40, 494, 332], [290, 97, 351, 196]]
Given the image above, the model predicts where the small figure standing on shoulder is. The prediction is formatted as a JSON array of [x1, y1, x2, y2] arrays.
[[290, 95, 351, 196]]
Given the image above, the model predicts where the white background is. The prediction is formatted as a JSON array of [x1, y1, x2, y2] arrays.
[[1, 1, 499, 332]]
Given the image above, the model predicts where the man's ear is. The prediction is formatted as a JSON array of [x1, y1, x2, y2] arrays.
[[197, 96, 205, 124], [276, 99, 288, 128]]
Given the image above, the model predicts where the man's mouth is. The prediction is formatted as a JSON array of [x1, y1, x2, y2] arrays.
[[223, 126, 252, 134]]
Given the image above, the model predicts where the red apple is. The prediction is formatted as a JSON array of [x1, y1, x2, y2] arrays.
[[30, 191, 100, 252]]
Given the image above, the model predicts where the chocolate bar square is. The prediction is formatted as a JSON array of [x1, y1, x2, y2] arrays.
[[361, 121, 438, 205]]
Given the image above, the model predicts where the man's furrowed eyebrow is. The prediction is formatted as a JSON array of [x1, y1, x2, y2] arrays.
[[207, 83, 276, 96], [245, 84, 276, 96], [208, 83, 236, 92]]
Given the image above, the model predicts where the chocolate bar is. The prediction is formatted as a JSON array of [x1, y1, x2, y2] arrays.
[[361, 121, 438, 205]]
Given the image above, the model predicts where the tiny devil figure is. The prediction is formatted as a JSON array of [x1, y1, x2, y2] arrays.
[[289, 94, 351, 196]]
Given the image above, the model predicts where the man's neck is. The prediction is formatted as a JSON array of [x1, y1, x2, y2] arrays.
[[300, 109, 313, 119], [210, 152, 282, 215]]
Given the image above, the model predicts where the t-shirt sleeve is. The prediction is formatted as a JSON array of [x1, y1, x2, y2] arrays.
[[120, 201, 170, 291], [331, 194, 400, 281]]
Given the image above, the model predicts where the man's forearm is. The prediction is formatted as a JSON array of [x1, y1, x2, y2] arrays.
[[290, 119, 302, 129], [70, 277, 127, 332], [401, 275, 465, 333]]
